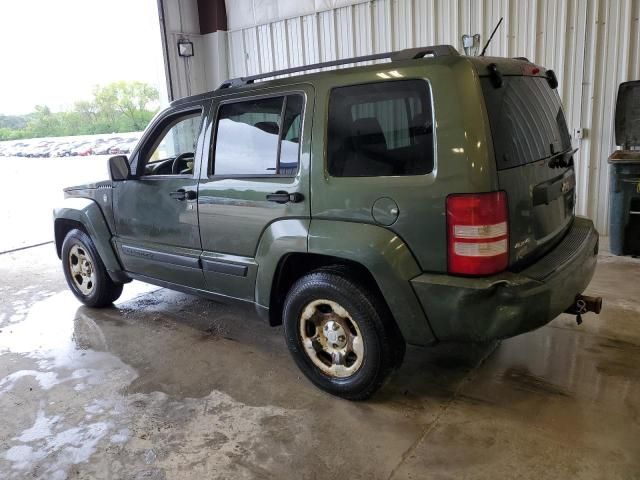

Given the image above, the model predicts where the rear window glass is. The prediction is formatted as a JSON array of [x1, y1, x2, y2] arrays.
[[482, 76, 571, 170], [327, 80, 434, 177]]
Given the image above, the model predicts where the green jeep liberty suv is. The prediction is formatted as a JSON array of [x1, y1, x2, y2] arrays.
[[54, 45, 601, 400]]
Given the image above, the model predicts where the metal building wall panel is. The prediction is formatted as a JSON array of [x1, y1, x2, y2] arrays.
[[288, 17, 305, 67], [225, 0, 640, 231], [258, 24, 275, 74], [228, 30, 244, 77], [303, 13, 321, 69], [244, 28, 260, 75], [373, 0, 391, 53], [353, 3, 373, 57], [272, 21, 288, 70]]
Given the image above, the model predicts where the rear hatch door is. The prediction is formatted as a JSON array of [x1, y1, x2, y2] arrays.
[[481, 69, 576, 267]]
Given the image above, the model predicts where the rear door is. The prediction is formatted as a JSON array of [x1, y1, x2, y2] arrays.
[[197, 86, 312, 300], [481, 74, 576, 266]]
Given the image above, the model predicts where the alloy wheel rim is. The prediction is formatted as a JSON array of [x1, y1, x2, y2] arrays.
[[299, 299, 364, 378], [68, 244, 96, 296]]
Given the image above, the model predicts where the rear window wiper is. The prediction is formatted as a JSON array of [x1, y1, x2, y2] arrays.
[[548, 148, 578, 169]]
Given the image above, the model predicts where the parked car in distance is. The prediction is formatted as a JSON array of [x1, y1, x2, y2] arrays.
[[67, 142, 91, 156], [4, 142, 28, 156], [55, 45, 602, 400], [37, 144, 57, 157], [25, 141, 54, 157], [0, 134, 143, 157], [92, 138, 123, 155], [93, 144, 113, 155], [49, 142, 72, 157], [107, 138, 138, 155], [56, 141, 86, 157], [77, 144, 95, 156]]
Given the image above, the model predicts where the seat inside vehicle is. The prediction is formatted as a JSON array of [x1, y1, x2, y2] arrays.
[[342, 117, 394, 176], [254, 121, 280, 135]]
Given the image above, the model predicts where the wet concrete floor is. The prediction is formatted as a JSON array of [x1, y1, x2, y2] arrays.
[[0, 244, 639, 479]]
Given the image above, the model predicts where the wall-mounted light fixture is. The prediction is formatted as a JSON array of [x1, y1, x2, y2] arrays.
[[177, 38, 194, 57]]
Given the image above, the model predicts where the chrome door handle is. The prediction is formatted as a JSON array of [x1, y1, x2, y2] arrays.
[[266, 191, 304, 204], [169, 189, 186, 200], [169, 189, 197, 201]]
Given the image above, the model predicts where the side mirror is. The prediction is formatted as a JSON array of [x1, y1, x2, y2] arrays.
[[108, 155, 130, 181]]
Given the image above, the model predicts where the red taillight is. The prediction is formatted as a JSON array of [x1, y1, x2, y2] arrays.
[[447, 191, 509, 276]]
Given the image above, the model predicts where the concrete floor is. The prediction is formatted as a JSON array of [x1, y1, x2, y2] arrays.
[[0, 244, 639, 479]]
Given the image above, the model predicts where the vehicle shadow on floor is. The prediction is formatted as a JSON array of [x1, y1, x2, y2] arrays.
[[72, 288, 498, 408]]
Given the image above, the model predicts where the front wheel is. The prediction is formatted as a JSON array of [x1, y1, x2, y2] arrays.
[[283, 270, 402, 400], [61, 229, 123, 307]]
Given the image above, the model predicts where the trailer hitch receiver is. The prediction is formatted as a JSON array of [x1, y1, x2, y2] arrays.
[[565, 294, 603, 325]]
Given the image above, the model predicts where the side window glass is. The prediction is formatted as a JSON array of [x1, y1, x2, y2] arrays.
[[327, 80, 434, 177], [213, 94, 304, 176], [143, 111, 201, 176]]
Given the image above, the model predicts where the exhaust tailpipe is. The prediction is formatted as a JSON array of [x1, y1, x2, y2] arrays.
[[565, 294, 603, 325]]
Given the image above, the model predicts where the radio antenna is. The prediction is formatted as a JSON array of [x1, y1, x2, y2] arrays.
[[480, 17, 504, 56]]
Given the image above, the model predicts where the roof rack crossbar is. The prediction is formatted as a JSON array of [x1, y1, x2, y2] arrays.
[[218, 44, 458, 89]]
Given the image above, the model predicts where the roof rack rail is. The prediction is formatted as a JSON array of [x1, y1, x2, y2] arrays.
[[218, 44, 458, 90]]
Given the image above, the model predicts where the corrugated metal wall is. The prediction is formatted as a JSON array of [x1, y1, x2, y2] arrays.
[[161, 0, 208, 100], [224, 0, 640, 232]]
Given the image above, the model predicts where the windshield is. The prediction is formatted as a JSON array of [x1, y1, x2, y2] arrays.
[[481, 76, 572, 170]]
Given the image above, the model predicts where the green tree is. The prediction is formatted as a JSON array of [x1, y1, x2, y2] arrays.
[[0, 114, 30, 130], [26, 105, 65, 138], [0, 81, 160, 141], [93, 81, 159, 131]]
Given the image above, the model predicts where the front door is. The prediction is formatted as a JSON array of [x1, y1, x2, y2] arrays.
[[197, 88, 312, 300], [113, 103, 208, 289]]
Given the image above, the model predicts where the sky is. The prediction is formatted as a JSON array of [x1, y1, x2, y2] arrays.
[[0, 0, 167, 115]]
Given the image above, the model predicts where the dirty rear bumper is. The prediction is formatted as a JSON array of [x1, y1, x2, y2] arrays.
[[411, 217, 599, 342]]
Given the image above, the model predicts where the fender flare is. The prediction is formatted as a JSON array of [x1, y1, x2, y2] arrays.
[[254, 218, 310, 308], [308, 220, 436, 346], [53, 198, 125, 280], [255, 218, 436, 346]]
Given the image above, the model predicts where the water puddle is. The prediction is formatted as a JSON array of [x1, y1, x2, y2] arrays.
[[0, 290, 141, 478], [0, 285, 309, 478]]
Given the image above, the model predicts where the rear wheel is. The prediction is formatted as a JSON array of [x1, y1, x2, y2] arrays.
[[61, 229, 123, 307], [283, 269, 402, 400]]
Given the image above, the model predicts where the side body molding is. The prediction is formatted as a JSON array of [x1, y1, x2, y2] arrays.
[[308, 220, 437, 346], [53, 197, 125, 280]]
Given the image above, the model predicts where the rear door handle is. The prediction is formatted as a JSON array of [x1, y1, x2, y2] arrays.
[[169, 189, 197, 201], [266, 191, 304, 204]]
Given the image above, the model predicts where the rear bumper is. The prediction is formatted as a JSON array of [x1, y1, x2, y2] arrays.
[[411, 217, 599, 342]]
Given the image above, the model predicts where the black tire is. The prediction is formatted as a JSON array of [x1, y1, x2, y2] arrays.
[[61, 229, 123, 307], [283, 269, 403, 400], [312, 265, 406, 370]]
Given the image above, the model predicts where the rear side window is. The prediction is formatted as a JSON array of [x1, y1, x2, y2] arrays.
[[327, 80, 434, 177], [213, 94, 303, 176], [481, 76, 572, 170]]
